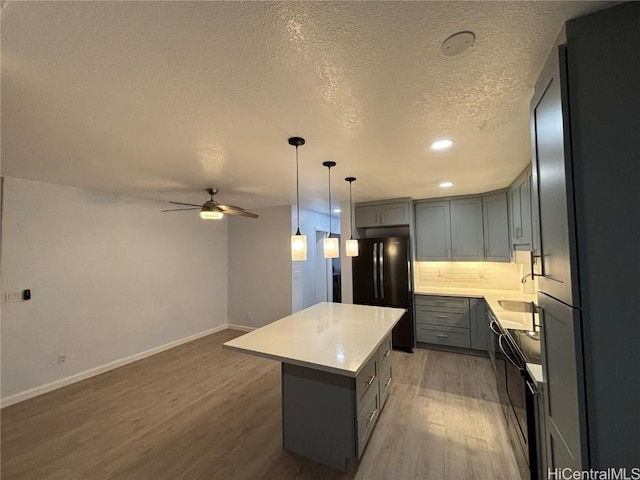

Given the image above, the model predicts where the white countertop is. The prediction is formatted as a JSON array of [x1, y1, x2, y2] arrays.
[[415, 287, 538, 331], [223, 302, 405, 378], [526, 363, 544, 386]]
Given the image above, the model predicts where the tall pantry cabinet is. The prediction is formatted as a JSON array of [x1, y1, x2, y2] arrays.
[[531, 2, 639, 472]]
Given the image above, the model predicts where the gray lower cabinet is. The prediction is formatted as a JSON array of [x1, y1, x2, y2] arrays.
[[282, 333, 393, 472], [470, 299, 487, 351], [415, 295, 488, 352]]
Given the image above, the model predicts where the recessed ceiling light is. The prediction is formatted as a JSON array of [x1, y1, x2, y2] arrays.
[[333, 208, 341, 213], [439, 181, 454, 188], [431, 139, 454, 150]]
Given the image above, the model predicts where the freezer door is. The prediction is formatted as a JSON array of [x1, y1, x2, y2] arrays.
[[380, 237, 411, 306]]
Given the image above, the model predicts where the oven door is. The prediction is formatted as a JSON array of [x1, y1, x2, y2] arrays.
[[499, 334, 530, 468]]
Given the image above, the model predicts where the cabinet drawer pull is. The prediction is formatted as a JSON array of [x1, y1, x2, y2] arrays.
[[367, 409, 378, 423], [436, 334, 449, 338], [385, 378, 392, 387], [435, 301, 447, 304], [366, 374, 376, 386], [384, 349, 391, 358], [436, 315, 449, 319]]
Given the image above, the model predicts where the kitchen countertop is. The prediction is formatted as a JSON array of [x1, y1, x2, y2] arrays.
[[223, 302, 405, 378], [415, 287, 537, 331], [526, 363, 544, 386]]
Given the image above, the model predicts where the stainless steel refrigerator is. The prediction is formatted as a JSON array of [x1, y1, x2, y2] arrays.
[[352, 237, 414, 352]]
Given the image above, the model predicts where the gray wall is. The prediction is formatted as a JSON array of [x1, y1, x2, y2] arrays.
[[1, 177, 228, 403], [227, 205, 292, 329]]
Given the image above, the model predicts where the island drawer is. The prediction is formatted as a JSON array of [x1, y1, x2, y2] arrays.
[[355, 354, 378, 411], [378, 362, 392, 410], [415, 295, 470, 310], [377, 334, 392, 368], [416, 325, 471, 349], [356, 387, 380, 459], [416, 309, 470, 329]]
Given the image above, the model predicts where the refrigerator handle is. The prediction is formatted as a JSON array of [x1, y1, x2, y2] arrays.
[[379, 242, 384, 299], [373, 242, 378, 299]]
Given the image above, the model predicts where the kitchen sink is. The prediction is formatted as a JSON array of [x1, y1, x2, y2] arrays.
[[498, 300, 536, 313]]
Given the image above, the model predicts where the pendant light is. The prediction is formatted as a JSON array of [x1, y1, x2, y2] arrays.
[[289, 137, 307, 261], [345, 177, 359, 257], [323, 161, 339, 258]]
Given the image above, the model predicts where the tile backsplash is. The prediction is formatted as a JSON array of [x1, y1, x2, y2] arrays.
[[415, 261, 524, 291]]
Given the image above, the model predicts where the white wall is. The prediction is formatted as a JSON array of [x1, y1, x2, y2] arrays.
[[227, 205, 292, 329], [291, 207, 340, 312], [1, 177, 228, 403]]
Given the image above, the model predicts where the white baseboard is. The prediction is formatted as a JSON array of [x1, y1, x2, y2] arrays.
[[226, 323, 256, 332], [1, 323, 231, 408]]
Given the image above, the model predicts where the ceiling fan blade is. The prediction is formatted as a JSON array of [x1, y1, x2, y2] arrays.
[[223, 209, 259, 219], [161, 208, 201, 212], [169, 201, 202, 207], [216, 204, 245, 212]]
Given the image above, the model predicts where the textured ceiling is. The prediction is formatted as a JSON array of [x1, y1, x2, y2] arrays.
[[1, 1, 609, 211]]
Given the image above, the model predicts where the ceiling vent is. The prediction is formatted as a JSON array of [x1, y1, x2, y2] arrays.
[[441, 31, 475, 57]]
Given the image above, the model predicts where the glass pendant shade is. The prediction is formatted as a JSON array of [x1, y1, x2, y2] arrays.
[[345, 176, 359, 257], [346, 238, 359, 257], [323, 237, 339, 258], [291, 232, 307, 261]]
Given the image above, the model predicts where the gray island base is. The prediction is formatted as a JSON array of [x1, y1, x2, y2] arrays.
[[223, 303, 403, 471]]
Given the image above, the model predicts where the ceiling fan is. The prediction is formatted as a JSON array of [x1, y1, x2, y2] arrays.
[[162, 188, 259, 219]]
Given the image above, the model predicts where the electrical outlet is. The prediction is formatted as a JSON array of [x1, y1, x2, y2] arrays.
[[5, 292, 22, 303], [58, 354, 67, 365]]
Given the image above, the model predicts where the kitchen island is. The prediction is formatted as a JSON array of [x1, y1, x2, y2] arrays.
[[223, 302, 405, 471]]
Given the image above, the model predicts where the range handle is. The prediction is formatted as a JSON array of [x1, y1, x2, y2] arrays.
[[498, 335, 522, 369]]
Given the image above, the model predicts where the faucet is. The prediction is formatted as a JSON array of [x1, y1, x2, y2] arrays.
[[521, 272, 533, 284]]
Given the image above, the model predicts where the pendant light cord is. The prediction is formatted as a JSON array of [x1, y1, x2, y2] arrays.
[[349, 181, 353, 239], [328, 166, 332, 236], [295, 145, 301, 235]]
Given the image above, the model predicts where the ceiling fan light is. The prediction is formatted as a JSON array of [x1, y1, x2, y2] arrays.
[[346, 239, 359, 257], [291, 234, 307, 261], [323, 237, 339, 259], [200, 210, 224, 219]]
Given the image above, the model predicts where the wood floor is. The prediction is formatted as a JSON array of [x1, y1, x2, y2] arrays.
[[1, 329, 520, 480]]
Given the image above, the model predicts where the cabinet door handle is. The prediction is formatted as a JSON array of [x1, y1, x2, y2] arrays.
[[453, 248, 457, 260], [367, 409, 378, 423], [366, 374, 376, 386], [485, 247, 488, 259], [384, 349, 391, 358], [436, 334, 449, 338], [385, 378, 392, 387], [435, 300, 447, 305], [380, 213, 385, 224], [526, 380, 538, 396]]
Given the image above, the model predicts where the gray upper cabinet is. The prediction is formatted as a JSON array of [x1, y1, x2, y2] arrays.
[[415, 201, 451, 261], [355, 201, 410, 228], [415, 194, 509, 262], [482, 192, 510, 262], [531, 44, 577, 307], [450, 198, 484, 261], [509, 168, 533, 247]]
